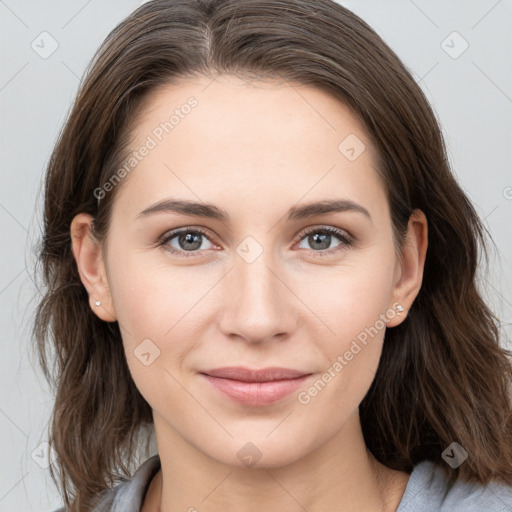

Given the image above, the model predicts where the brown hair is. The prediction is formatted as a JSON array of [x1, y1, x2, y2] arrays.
[[33, 0, 512, 510]]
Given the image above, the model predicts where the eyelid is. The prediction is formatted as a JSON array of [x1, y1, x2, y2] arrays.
[[294, 224, 353, 244]]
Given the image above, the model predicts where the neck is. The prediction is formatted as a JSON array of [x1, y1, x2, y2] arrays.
[[143, 411, 410, 512]]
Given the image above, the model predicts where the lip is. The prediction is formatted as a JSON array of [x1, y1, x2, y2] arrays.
[[199, 366, 312, 406]]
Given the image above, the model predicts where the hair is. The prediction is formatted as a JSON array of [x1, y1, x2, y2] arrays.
[[33, 0, 512, 510]]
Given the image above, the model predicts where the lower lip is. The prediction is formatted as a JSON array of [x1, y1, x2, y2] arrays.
[[200, 374, 311, 406]]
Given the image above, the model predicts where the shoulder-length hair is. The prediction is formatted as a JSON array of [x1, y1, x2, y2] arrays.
[[33, 0, 512, 510]]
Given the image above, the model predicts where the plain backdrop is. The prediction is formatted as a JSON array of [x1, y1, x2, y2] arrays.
[[0, 1, 511, 510]]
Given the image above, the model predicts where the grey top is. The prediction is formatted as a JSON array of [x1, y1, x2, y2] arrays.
[[53, 455, 512, 511]]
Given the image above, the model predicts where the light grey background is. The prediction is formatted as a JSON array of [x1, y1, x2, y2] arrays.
[[1, 1, 511, 510]]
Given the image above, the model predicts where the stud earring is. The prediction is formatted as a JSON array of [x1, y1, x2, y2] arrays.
[[95, 300, 101, 307], [395, 303, 405, 313]]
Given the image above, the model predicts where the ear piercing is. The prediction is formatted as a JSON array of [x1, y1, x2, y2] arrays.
[[395, 303, 405, 313], [95, 300, 101, 307]]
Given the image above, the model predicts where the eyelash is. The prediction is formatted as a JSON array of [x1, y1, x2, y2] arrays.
[[156, 225, 353, 258]]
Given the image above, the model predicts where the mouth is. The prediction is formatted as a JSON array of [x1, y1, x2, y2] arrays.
[[199, 366, 313, 406]]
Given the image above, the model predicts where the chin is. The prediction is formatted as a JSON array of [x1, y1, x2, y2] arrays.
[[201, 435, 309, 470]]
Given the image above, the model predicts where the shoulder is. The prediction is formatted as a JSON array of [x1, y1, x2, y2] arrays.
[[396, 459, 512, 512], [51, 455, 161, 512]]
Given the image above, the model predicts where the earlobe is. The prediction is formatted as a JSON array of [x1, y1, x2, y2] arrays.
[[70, 213, 117, 322], [387, 209, 428, 328]]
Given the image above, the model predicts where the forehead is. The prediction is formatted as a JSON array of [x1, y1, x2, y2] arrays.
[[130, 73, 371, 156], [115, 74, 386, 216]]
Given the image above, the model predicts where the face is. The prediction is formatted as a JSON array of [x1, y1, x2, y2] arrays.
[[77, 74, 421, 469]]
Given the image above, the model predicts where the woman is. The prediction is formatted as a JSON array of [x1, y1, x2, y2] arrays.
[[34, 0, 512, 511]]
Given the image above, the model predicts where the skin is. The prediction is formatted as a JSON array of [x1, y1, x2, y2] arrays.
[[71, 74, 428, 512]]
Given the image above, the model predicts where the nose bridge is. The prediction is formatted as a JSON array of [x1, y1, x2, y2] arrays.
[[220, 240, 295, 343]]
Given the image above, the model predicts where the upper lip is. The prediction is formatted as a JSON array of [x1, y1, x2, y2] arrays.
[[200, 366, 311, 382]]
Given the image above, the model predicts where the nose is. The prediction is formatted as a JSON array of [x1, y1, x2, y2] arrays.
[[218, 250, 297, 344]]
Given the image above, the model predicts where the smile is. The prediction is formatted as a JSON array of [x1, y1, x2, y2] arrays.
[[199, 366, 313, 406]]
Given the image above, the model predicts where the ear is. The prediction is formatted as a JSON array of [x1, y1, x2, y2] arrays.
[[387, 209, 428, 327], [70, 213, 117, 322]]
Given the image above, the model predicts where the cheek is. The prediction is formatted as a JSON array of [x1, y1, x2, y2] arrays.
[[107, 249, 194, 340], [295, 272, 393, 422], [106, 251, 211, 388], [296, 247, 397, 390], [299, 254, 396, 343]]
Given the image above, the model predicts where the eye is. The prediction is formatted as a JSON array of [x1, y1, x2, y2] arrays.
[[157, 228, 217, 257], [157, 225, 353, 258], [295, 226, 353, 256]]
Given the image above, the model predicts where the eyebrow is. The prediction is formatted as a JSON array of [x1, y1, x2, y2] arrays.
[[135, 198, 372, 222]]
